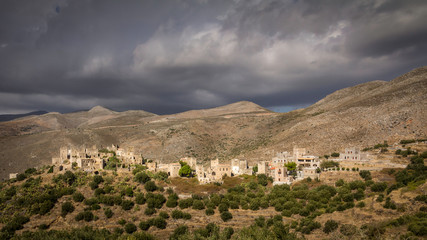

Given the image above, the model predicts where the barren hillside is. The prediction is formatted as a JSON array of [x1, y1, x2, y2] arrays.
[[0, 67, 426, 180]]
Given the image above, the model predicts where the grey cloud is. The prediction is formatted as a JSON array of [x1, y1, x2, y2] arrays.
[[0, 0, 426, 114]]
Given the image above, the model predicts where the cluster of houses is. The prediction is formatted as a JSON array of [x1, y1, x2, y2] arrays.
[[51, 144, 142, 171], [257, 147, 321, 185], [50, 144, 369, 185]]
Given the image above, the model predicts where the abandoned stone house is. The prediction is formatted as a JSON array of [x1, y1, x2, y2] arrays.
[[257, 161, 270, 175], [212, 162, 232, 181], [340, 147, 369, 161], [195, 159, 239, 184], [115, 146, 143, 165], [272, 151, 292, 165], [52, 144, 142, 171], [257, 147, 320, 184], [77, 158, 104, 171], [231, 159, 252, 176], [157, 162, 181, 178], [195, 164, 211, 184], [146, 161, 157, 172], [52, 145, 103, 171], [272, 165, 293, 185]]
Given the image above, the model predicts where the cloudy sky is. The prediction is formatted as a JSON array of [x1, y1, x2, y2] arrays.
[[1, 0, 427, 114]]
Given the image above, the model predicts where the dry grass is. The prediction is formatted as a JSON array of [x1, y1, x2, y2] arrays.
[[169, 178, 221, 195]]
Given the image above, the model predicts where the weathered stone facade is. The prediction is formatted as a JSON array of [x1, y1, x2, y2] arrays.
[[340, 147, 369, 161], [158, 162, 181, 177], [52, 144, 141, 172], [258, 146, 321, 185]]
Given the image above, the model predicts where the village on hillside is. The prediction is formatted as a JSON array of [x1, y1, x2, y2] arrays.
[[27, 142, 412, 186]]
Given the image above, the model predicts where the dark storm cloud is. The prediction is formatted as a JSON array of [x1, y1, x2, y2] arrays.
[[0, 0, 426, 114]]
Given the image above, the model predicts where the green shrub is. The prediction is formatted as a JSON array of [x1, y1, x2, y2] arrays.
[[361, 223, 385, 238], [323, 220, 339, 234], [223, 227, 234, 239], [113, 227, 124, 235], [408, 221, 427, 236], [255, 216, 266, 227], [166, 198, 178, 208], [93, 175, 104, 184], [61, 201, 75, 217], [383, 197, 397, 209], [183, 212, 192, 219], [335, 179, 345, 187], [356, 201, 366, 208], [139, 221, 150, 231], [84, 197, 98, 206], [134, 172, 151, 184], [89, 181, 98, 190], [104, 208, 113, 218], [16, 173, 27, 181], [359, 170, 372, 181], [282, 209, 292, 217], [205, 208, 214, 216], [124, 187, 133, 197], [135, 193, 146, 205], [39, 200, 55, 215], [218, 203, 228, 213], [299, 208, 310, 217], [179, 198, 193, 209], [146, 193, 166, 209], [118, 219, 126, 225], [220, 211, 233, 222], [257, 174, 268, 186], [298, 218, 321, 234], [193, 200, 205, 210], [121, 200, 134, 210], [179, 165, 192, 177], [75, 211, 94, 222], [321, 160, 340, 169], [171, 210, 182, 219], [152, 217, 167, 229], [171, 210, 191, 219], [38, 224, 49, 230], [144, 208, 156, 216], [170, 225, 188, 240], [159, 211, 169, 219], [144, 181, 157, 192], [94, 188, 105, 196], [349, 180, 366, 190], [104, 185, 114, 193], [1, 215, 30, 235], [154, 171, 169, 181], [124, 223, 137, 234], [370, 182, 387, 192], [415, 194, 427, 204], [342, 193, 354, 202], [353, 189, 365, 200]]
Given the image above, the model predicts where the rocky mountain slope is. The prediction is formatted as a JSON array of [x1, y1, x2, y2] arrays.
[[0, 67, 426, 180]]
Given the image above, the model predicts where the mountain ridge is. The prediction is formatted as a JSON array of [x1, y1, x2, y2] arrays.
[[0, 67, 426, 180], [0, 110, 49, 122]]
